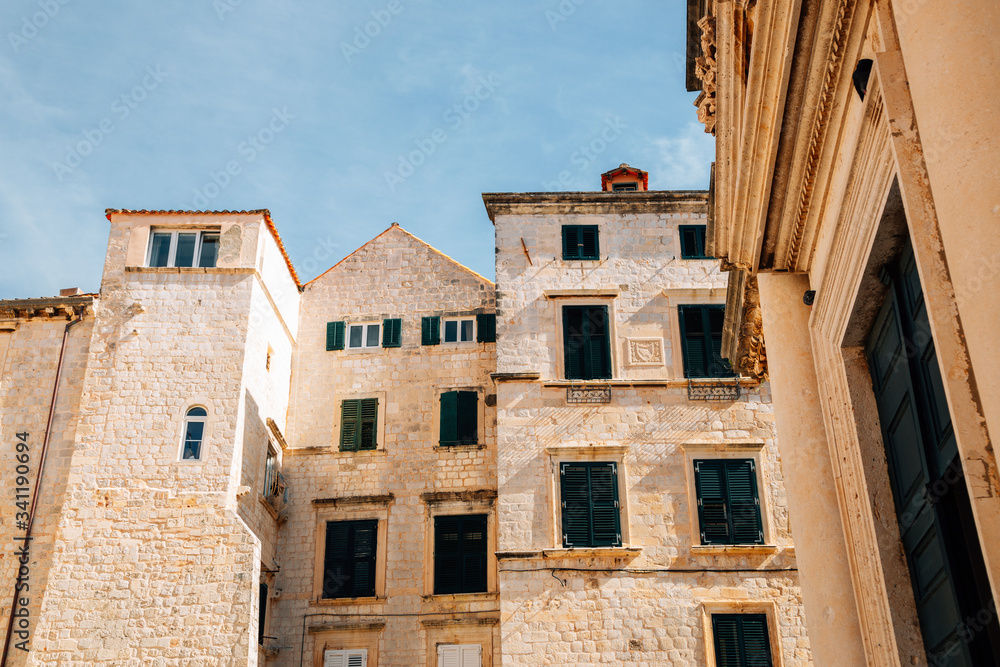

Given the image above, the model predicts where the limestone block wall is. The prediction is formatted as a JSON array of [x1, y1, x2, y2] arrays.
[[271, 225, 499, 667], [0, 306, 93, 664], [490, 194, 813, 665]]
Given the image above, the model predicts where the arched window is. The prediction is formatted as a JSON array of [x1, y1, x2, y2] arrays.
[[182, 407, 207, 460]]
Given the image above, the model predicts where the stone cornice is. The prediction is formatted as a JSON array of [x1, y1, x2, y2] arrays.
[[0, 295, 95, 321], [481, 191, 707, 223]]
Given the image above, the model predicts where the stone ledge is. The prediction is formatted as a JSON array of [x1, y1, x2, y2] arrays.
[[308, 596, 386, 608], [313, 494, 395, 507], [124, 266, 255, 275], [496, 547, 643, 560], [307, 620, 386, 632], [420, 613, 500, 628], [420, 489, 497, 505], [434, 443, 487, 452], [542, 288, 620, 299], [490, 372, 541, 382], [689, 544, 790, 556], [420, 591, 499, 603]]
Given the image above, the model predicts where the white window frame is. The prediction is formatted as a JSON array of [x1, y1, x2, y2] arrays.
[[323, 649, 368, 667], [179, 406, 208, 462], [146, 229, 220, 268], [442, 317, 475, 344], [437, 644, 481, 667], [347, 322, 382, 350]]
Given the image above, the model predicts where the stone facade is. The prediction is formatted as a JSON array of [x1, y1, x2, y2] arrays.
[[483, 190, 812, 664], [690, 0, 1000, 665]]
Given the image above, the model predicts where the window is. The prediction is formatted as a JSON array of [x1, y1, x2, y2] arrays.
[[712, 614, 773, 667], [382, 318, 402, 347], [612, 182, 637, 192], [437, 644, 481, 667], [323, 649, 368, 667], [327, 321, 346, 351], [562, 225, 600, 260], [694, 459, 763, 545], [322, 520, 377, 599], [147, 230, 219, 268], [476, 313, 496, 343], [434, 515, 487, 594], [679, 225, 711, 259], [444, 318, 475, 343], [258, 581, 268, 645], [422, 316, 441, 345], [440, 391, 478, 446], [348, 323, 381, 349], [560, 462, 621, 548], [562, 305, 612, 380], [678, 305, 734, 378], [340, 398, 378, 451], [181, 407, 207, 460]]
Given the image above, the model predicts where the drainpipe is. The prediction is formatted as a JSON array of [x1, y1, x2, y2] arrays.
[[0, 311, 83, 666]]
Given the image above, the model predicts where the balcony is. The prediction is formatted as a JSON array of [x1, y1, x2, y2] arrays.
[[262, 468, 288, 515]]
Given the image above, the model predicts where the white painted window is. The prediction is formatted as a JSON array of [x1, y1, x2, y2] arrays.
[[147, 229, 219, 268], [348, 323, 381, 349], [181, 406, 207, 460], [437, 644, 481, 667], [443, 318, 475, 343], [323, 649, 367, 667]]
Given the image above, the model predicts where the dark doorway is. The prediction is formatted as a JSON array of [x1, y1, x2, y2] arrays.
[[866, 237, 1000, 666]]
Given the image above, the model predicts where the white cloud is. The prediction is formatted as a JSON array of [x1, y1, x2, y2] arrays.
[[649, 122, 715, 190]]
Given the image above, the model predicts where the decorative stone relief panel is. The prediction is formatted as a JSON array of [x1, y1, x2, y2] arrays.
[[627, 337, 665, 366]]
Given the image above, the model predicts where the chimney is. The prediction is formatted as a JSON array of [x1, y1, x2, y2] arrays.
[[600, 163, 649, 192], [59, 287, 81, 297]]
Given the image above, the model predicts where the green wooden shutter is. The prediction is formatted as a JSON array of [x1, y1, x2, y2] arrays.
[[434, 515, 461, 594], [422, 316, 441, 345], [457, 391, 478, 445], [327, 321, 345, 351], [680, 226, 699, 258], [585, 306, 611, 379], [712, 615, 743, 667], [563, 306, 586, 379], [358, 398, 378, 450], [440, 391, 458, 445], [727, 460, 764, 544], [258, 582, 268, 644], [461, 515, 487, 593], [589, 462, 621, 546], [340, 400, 360, 451], [741, 614, 773, 666], [580, 225, 599, 259], [560, 463, 592, 547], [351, 520, 377, 597], [382, 318, 401, 347], [695, 460, 731, 544], [707, 306, 733, 377], [679, 306, 708, 378], [562, 226, 580, 259], [323, 521, 351, 598], [476, 313, 496, 343]]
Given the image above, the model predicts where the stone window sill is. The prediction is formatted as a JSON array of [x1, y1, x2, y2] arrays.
[[421, 591, 498, 602], [690, 544, 783, 555], [497, 547, 642, 560], [310, 596, 386, 607], [434, 443, 486, 452]]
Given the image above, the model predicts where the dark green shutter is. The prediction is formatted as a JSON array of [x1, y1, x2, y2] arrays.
[[680, 305, 733, 378], [562, 225, 580, 259], [382, 318, 401, 347], [457, 391, 478, 445], [258, 582, 268, 644], [359, 398, 378, 450], [340, 400, 360, 451], [562, 225, 599, 260], [695, 460, 731, 544], [323, 520, 376, 599], [560, 462, 620, 548], [679, 225, 709, 259], [434, 515, 487, 594], [422, 316, 441, 345], [326, 321, 345, 351], [440, 391, 458, 445], [695, 459, 763, 545], [712, 614, 773, 667], [563, 305, 611, 380], [476, 313, 496, 343], [350, 520, 377, 597]]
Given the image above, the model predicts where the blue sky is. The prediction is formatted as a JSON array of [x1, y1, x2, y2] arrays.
[[0, 1, 713, 298]]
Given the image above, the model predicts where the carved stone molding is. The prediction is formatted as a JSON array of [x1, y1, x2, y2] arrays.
[[735, 274, 767, 380], [694, 14, 718, 135], [627, 338, 665, 366]]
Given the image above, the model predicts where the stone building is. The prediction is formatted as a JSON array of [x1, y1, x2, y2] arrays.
[[687, 0, 1000, 665], [483, 166, 811, 665], [0, 168, 813, 665]]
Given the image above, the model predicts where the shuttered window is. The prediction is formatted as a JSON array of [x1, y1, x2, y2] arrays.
[[679, 225, 711, 259], [322, 520, 377, 599], [694, 459, 764, 545], [476, 313, 496, 343], [712, 614, 773, 667], [678, 305, 734, 378], [437, 644, 482, 667], [562, 305, 612, 380], [440, 391, 478, 446], [434, 514, 488, 594], [258, 582, 268, 645], [326, 321, 345, 351], [382, 318, 402, 347], [562, 225, 600, 260], [560, 462, 621, 548], [422, 316, 441, 345], [323, 649, 368, 667], [340, 398, 378, 451]]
